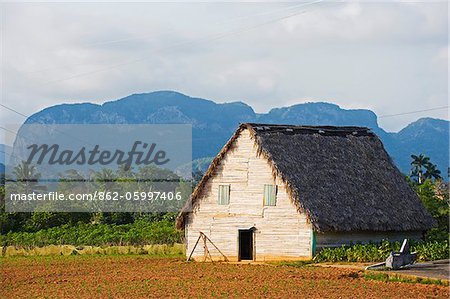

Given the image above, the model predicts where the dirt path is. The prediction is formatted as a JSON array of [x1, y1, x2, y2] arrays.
[[316, 260, 449, 281], [390, 260, 449, 281]]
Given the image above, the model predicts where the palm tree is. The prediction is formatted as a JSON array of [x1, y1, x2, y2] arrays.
[[13, 161, 39, 181], [57, 169, 86, 193], [117, 165, 135, 179], [92, 168, 117, 192], [410, 154, 430, 184], [12, 161, 46, 193], [424, 163, 442, 181]]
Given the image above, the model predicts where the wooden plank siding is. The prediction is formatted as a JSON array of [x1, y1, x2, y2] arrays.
[[185, 129, 312, 261]]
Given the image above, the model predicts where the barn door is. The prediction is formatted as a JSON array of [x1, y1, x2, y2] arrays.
[[238, 229, 254, 261]]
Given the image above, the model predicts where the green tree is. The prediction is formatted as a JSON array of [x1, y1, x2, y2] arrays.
[[93, 168, 116, 191], [11, 161, 46, 193], [424, 163, 442, 181], [410, 154, 430, 184], [413, 180, 449, 242], [117, 165, 135, 179], [410, 154, 442, 184]]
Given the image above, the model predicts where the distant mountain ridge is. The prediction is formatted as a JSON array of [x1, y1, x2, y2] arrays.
[[0, 144, 5, 165], [0, 144, 8, 173], [21, 90, 449, 175]]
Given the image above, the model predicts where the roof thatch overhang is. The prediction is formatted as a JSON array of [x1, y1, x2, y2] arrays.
[[176, 123, 435, 233]]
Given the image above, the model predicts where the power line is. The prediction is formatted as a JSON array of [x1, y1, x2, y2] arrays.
[[0, 126, 19, 136], [0, 103, 30, 119], [1, 101, 448, 129], [24, 1, 325, 76], [0, 149, 16, 159], [378, 106, 449, 118], [0, 103, 95, 146], [39, 0, 329, 86], [36, 2, 323, 53]]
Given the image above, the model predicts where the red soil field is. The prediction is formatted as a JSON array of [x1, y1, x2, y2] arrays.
[[1, 256, 448, 298]]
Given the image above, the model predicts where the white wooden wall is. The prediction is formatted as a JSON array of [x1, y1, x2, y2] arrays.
[[185, 129, 312, 261]]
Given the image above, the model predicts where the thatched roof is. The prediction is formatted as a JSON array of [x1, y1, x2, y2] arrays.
[[176, 123, 435, 232]]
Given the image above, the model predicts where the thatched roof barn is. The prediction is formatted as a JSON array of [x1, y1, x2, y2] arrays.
[[177, 123, 434, 261]]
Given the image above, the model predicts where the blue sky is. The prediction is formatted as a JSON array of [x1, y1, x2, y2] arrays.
[[1, 1, 448, 133]]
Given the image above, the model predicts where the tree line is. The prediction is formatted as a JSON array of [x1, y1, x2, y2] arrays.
[[0, 154, 448, 246]]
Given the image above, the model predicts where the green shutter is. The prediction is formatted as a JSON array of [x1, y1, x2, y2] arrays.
[[263, 184, 277, 206], [311, 230, 317, 256], [218, 185, 230, 205]]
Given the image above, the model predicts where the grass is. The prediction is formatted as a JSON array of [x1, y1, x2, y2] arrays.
[[272, 260, 314, 267], [0, 243, 185, 257], [364, 271, 448, 286]]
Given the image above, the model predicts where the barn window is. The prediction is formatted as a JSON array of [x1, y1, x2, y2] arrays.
[[218, 184, 230, 205], [263, 184, 277, 206]]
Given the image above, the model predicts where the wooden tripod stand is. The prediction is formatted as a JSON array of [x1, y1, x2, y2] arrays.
[[186, 232, 229, 262]]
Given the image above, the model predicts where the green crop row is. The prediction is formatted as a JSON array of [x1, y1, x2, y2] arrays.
[[0, 219, 183, 247], [313, 239, 449, 263]]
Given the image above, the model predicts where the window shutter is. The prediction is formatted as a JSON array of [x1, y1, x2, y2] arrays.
[[263, 184, 277, 206], [218, 185, 230, 205]]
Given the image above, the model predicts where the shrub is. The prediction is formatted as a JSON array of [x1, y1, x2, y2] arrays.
[[313, 239, 449, 263], [0, 220, 182, 247]]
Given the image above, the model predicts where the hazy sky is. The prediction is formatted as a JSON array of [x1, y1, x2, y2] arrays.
[[1, 1, 448, 134]]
